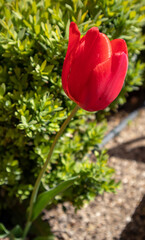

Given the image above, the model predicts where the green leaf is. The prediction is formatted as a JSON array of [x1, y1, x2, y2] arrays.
[[23, 19, 32, 29], [12, 10, 22, 19], [31, 176, 79, 221], [0, 83, 6, 97], [21, 116, 28, 127], [18, 28, 25, 40], [11, 225, 23, 238], [43, 65, 54, 75], [40, 60, 47, 72], [65, 19, 70, 38], [0, 19, 8, 29], [31, 216, 54, 240], [35, 25, 40, 35], [65, 4, 73, 12], [0, 223, 9, 238]]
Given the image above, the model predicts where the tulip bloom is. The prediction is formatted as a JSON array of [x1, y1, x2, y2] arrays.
[[62, 22, 128, 111]]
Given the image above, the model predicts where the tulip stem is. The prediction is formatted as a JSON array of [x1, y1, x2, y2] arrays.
[[23, 104, 80, 239]]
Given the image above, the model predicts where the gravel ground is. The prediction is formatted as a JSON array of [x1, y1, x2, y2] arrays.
[[44, 108, 145, 240]]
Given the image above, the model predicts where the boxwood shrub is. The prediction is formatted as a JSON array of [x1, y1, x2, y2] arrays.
[[0, 0, 145, 216]]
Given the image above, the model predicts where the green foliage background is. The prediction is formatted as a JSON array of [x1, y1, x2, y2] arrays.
[[0, 0, 145, 213]]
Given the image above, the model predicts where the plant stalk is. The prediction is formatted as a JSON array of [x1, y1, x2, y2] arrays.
[[22, 104, 80, 239]]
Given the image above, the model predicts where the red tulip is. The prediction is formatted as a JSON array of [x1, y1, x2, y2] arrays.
[[62, 22, 128, 111]]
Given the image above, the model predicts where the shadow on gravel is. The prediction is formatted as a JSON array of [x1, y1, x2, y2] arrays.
[[119, 195, 145, 240], [108, 136, 145, 239], [108, 136, 145, 163]]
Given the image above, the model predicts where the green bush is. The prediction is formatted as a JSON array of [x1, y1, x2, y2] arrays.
[[0, 0, 145, 217]]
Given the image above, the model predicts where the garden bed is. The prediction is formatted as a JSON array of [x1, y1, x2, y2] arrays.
[[44, 107, 145, 240]]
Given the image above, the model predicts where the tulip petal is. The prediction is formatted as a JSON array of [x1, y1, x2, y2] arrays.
[[103, 52, 128, 102], [84, 30, 112, 65], [66, 22, 80, 59], [65, 38, 87, 102], [79, 52, 128, 111], [62, 22, 80, 97], [62, 55, 72, 97], [78, 58, 112, 111], [62, 23, 128, 112], [67, 29, 112, 103], [111, 39, 128, 56]]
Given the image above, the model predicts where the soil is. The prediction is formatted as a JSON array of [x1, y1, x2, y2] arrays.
[[44, 107, 145, 240]]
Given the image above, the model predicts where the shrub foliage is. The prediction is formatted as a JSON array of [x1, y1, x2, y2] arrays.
[[0, 0, 145, 212]]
